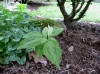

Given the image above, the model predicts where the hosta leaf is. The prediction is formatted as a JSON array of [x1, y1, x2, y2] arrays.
[[43, 38, 61, 69], [5, 31, 12, 38], [17, 56, 26, 65], [23, 27, 29, 32], [1, 57, 9, 64], [23, 31, 42, 38], [2, 55, 26, 65], [8, 54, 20, 61], [7, 44, 17, 51], [1, 54, 20, 64], [12, 34, 22, 42], [36, 44, 44, 58], [0, 36, 4, 41], [12, 28, 20, 32], [18, 38, 47, 49], [4, 37, 9, 43]]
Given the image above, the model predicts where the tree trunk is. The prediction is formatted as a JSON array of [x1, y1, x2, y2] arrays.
[[57, 0, 93, 31], [64, 18, 72, 30]]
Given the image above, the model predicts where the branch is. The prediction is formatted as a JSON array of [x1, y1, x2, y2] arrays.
[[73, 0, 93, 21], [76, 0, 85, 13], [69, 0, 76, 21], [69, 0, 85, 20], [57, 0, 69, 18], [75, 0, 80, 9]]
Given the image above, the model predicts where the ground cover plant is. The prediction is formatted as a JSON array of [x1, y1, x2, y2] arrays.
[[0, 8, 41, 64], [0, 6, 63, 69], [18, 26, 63, 69]]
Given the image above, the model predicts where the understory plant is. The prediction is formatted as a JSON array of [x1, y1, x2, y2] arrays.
[[0, 5, 63, 69], [0, 8, 41, 64], [18, 26, 64, 69]]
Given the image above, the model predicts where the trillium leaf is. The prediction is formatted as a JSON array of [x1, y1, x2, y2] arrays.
[[49, 27, 64, 37], [47, 25, 53, 35], [23, 31, 42, 38], [36, 44, 44, 58], [43, 38, 61, 69], [42, 27, 48, 38], [18, 38, 47, 49], [42, 26, 53, 38]]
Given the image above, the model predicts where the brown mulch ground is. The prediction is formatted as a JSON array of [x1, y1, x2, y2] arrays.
[[0, 24, 100, 74]]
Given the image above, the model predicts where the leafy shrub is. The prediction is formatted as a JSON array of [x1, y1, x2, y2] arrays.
[[0, 9, 41, 64], [18, 26, 63, 69]]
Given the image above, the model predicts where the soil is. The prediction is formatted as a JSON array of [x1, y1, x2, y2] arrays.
[[0, 22, 100, 74]]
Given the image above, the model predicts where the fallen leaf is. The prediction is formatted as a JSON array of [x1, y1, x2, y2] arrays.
[[28, 52, 47, 66]]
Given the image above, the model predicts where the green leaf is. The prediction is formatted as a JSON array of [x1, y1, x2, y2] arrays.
[[0, 36, 4, 41], [36, 44, 44, 58], [0, 47, 3, 52], [12, 33, 22, 42], [7, 44, 17, 51], [49, 27, 64, 37], [43, 38, 61, 69], [18, 38, 47, 49], [1, 54, 20, 64], [42, 26, 63, 37], [42, 26, 53, 37], [42, 27, 48, 38], [8, 54, 20, 61], [4, 37, 9, 43], [47, 26, 53, 36], [17, 56, 26, 65], [23, 31, 42, 38]]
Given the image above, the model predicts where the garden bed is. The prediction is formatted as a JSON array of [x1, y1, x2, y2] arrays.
[[0, 22, 100, 74]]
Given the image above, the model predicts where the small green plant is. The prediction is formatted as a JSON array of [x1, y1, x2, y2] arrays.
[[17, 4, 26, 12], [0, 8, 41, 64], [18, 26, 64, 69]]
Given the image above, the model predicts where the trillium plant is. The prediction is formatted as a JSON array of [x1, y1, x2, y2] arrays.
[[18, 26, 64, 69]]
